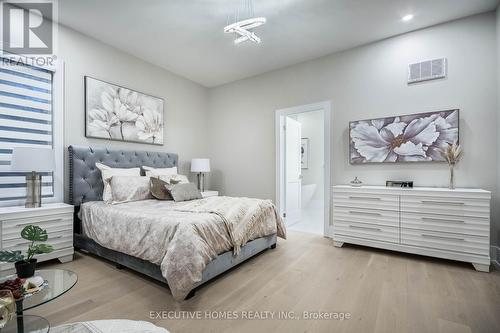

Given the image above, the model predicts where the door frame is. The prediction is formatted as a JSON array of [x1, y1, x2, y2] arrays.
[[275, 101, 332, 237]]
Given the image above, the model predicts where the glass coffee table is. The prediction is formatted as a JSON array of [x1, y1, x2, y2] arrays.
[[0, 269, 78, 333]]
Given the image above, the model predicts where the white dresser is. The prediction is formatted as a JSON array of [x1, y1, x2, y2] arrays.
[[332, 185, 491, 272], [0, 203, 74, 275]]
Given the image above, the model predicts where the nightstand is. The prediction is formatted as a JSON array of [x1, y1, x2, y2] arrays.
[[201, 191, 219, 198], [0, 203, 74, 275]]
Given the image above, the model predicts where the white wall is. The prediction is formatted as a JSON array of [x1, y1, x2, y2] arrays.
[[58, 25, 209, 200], [296, 110, 324, 201], [208, 13, 498, 247]]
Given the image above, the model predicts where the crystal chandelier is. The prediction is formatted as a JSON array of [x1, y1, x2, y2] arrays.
[[224, 0, 266, 44]]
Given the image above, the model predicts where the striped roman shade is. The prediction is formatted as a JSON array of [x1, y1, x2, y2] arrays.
[[0, 58, 54, 202]]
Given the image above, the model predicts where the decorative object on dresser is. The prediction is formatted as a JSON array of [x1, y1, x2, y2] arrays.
[[386, 180, 413, 188], [439, 142, 463, 190], [0, 225, 54, 278], [191, 158, 210, 192], [201, 191, 219, 198], [350, 177, 362, 187], [332, 185, 491, 272], [349, 109, 459, 164], [85, 76, 164, 145], [10, 148, 55, 208], [0, 203, 74, 276]]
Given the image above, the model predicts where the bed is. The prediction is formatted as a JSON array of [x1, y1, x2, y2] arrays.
[[69, 145, 285, 301]]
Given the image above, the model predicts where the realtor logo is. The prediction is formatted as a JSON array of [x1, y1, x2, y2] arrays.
[[1, 1, 53, 54]]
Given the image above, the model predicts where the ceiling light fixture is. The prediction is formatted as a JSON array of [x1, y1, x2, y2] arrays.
[[401, 14, 414, 22], [224, 0, 266, 44]]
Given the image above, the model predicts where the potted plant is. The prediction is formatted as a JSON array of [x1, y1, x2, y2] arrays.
[[0, 225, 54, 278]]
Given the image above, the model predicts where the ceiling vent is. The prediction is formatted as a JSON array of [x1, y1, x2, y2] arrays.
[[408, 58, 447, 84]]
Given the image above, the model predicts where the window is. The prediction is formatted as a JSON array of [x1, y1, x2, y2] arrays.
[[0, 57, 63, 206]]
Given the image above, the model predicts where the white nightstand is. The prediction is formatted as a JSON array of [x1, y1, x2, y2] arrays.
[[0, 203, 74, 275], [201, 191, 219, 198]]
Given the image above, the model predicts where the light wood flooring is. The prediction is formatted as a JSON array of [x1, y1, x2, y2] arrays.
[[31, 231, 500, 333]]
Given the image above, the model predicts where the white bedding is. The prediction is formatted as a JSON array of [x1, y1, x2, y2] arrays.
[[79, 197, 285, 300]]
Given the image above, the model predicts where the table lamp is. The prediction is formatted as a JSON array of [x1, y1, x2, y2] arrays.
[[11, 147, 55, 208], [190, 158, 210, 192]]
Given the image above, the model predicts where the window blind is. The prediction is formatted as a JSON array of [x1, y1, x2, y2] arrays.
[[0, 58, 54, 202]]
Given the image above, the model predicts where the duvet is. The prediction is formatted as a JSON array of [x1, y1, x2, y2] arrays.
[[79, 196, 286, 300]]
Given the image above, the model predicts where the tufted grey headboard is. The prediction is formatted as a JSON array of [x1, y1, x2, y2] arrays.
[[69, 145, 178, 206]]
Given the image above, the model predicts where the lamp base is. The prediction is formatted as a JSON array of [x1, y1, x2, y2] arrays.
[[25, 171, 42, 208], [197, 173, 205, 192]]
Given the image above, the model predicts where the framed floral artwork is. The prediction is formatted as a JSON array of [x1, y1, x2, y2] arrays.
[[85, 76, 164, 145], [349, 109, 459, 163]]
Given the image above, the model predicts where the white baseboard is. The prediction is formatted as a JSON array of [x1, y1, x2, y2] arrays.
[[491, 245, 500, 269]]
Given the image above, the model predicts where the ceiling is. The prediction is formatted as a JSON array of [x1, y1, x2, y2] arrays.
[[58, 0, 499, 87]]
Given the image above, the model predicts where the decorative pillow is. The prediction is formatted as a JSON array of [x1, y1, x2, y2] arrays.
[[149, 177, 172, 200], [109, 176, 152, 204], [95, 163, 141, 203], [165, 183, 202, 202], [158, 174, 189, 185], [142, 166, 178, 177]]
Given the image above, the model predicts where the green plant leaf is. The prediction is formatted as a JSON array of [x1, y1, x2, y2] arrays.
[[31, 244, 54, 254], [0, 250, 24, 262], [21, 225, 48, 242]]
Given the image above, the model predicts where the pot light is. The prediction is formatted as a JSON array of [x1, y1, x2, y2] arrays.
[[402, 14, 414, 22]]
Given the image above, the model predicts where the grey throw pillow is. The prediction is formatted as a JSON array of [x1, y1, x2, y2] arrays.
[[165, 183, 202, 202], [150, 177, 172, 200]]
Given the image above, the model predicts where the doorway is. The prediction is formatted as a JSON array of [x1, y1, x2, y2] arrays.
[[275, 101, 331, 236]]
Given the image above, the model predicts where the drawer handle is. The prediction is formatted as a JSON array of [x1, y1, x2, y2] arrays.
[[349, 225, 381, 232], [349, 210, 382, 216], [421, 234, 465, 242], [15, 218, 63, 227], [421, 201, 465, 206], [421, 217, 465, 224], [349, 196, 381, 201]]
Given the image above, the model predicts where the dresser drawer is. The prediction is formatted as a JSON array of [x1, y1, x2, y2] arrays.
[[1, 229, 73, 252], [334, 220, 399, 243], [401, 196, 489, 218], [401, 228, 489, 256], [2, 216, 72, 241], [333, 206, 399, 227], [401, 212, 489, 237], [333, 191, 399, 211]]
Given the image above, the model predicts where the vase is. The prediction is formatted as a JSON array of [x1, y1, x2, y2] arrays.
[[14, 259, 37, 278], [449, 164, 455, 190]]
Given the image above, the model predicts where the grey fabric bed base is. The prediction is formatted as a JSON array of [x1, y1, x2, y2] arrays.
[[75, 233, 277, 298], [68, 145, 277, 300]]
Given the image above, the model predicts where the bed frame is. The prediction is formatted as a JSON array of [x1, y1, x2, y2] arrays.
[[69, 145, 277, 300]]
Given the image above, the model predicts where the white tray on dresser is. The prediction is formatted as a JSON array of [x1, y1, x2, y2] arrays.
[[0, 203, 74, 275], [332, 185, 491, 272]]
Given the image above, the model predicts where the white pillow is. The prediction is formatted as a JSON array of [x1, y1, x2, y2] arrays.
[[158, 174, 189, 184], [95, 163, 141, 203], [142, 166, 178, 177], [110, 176, 152, 204]]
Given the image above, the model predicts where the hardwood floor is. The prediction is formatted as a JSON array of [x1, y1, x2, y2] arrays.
[[31, 231, 500, 333]]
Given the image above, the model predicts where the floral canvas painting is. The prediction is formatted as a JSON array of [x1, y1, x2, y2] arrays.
[[85, 77, 164, 145], [349, 109, 459, 164]]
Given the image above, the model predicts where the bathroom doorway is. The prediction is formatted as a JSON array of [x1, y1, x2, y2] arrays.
[[275, 102, 331, 236]]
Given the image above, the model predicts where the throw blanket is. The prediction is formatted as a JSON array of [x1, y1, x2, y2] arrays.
[[51, 320, 169, 333], [173, 196, 286, 255]]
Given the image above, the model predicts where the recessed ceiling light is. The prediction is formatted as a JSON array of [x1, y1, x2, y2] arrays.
[[402, 14, 414, 22]]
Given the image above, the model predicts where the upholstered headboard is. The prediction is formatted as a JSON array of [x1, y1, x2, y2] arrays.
[[68, 145, 178, 206]]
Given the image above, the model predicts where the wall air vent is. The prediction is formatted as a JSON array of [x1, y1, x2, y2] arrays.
[[408, 58, 447, 84]]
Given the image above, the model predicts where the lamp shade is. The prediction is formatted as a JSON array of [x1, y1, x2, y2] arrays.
[[11, 147, 55, 172], [190, 158, 210, 173]]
